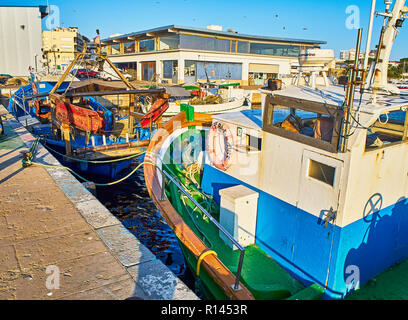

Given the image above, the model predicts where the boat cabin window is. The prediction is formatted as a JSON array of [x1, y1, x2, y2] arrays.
[[308, 159, 335, 186], [263, 101, 341, 153], [365, 109, 408, 151], [246, 134, 262, 152]]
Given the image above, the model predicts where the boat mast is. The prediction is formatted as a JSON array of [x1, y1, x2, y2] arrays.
[[367, 0, 407, 93], [340, 28, 363, 153], [363, 0, 377, 73]]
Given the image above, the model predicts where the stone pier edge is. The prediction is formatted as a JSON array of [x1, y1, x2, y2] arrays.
[[1, 110, 198, 300]]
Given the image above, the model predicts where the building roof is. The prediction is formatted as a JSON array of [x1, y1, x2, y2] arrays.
[[101, 24, 326, 45], [0, 5, 49, 18]]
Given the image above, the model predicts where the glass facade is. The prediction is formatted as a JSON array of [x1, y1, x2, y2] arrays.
[[184, 61, 242, 81], [141, 62, 156, 81], [107, 33, 310, 57], [111, 43, 120, 55], [159, 35, 180, 50], [163, 60, 178, 79], [249, 43, 300, 57], [140, 39, 155, 52], [237, 41, 250, 54], [180, 34, 230, 52], [124, 41, 135, 54]]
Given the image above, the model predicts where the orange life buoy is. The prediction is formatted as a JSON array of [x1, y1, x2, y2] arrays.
[[207, 121, 234, 171]]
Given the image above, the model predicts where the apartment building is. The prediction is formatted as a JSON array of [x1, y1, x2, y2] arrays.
[[42, 27, 89, 69]]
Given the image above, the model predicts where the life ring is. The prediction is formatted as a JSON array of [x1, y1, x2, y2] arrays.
[[140, 98, 169, 129], [207, 121, 234, 171]]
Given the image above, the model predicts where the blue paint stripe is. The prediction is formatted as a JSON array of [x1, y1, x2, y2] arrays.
[[201, 164, 408, 299]]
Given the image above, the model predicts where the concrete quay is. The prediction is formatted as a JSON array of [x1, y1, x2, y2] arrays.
[[0, 106, 198, 300]]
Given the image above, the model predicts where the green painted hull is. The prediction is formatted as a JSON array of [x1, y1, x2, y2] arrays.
[[162, 127, 324, 300]]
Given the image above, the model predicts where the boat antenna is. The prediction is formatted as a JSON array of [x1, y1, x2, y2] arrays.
[[340, 28, 363, 153], [363, 0, 376, 73]]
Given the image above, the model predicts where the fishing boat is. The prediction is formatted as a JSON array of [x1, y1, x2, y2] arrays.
[[9, 44, 169, 179], [144, 0, 408, 299]]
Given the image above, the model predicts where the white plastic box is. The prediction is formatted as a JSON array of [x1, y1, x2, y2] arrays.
[[219, 185, 259, 250]]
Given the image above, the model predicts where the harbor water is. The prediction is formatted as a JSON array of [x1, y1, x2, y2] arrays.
[[75, 156, 199, 296]]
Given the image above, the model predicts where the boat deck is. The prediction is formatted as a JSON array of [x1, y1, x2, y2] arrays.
[[0, 107, 197, 300], [346, 258, 408, 300], [212, 109, 263, 130]]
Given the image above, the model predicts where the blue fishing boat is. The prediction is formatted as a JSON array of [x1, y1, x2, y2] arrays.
[[8, 45, 169, 179]]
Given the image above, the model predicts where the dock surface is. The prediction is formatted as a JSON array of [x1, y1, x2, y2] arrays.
[[0, 107, 197, 300]]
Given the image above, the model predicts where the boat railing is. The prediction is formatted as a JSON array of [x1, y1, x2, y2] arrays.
[[161, 169, 245, 291]]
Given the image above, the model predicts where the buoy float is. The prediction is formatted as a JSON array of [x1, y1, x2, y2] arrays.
[[207, 121, 234, 171]]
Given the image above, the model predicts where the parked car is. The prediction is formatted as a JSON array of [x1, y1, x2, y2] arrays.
[[0, 74, 13, 85], [71, 69, 100, 79], [99, 69, 133, 81]]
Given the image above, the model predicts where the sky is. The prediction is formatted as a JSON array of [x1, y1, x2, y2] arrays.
[[3, 0, 408, 60]]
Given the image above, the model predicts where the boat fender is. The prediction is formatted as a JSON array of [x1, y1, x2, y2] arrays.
[[196, 250, 218, 276], [207, 121, 234, 171]]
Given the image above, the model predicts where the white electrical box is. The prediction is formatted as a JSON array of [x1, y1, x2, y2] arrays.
[[219, 185, 259, 250]]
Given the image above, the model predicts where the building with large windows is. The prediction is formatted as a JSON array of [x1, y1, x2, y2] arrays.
[[42, 27, 90, 69], [101, 25, 326, 85]]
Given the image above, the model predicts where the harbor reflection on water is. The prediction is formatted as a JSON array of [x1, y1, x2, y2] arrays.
[[81, 158, 197, 294]]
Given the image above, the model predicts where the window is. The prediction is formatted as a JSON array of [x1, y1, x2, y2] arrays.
[[246, 134, 262, 151], [230, 40, 237, 53], [262, 98, 342, 153], [115, 62, 137, 79], [237, 41, 250, 53], [308, 159, 335, 186], [196, 61, 242, 80], [159, 35, 180, 50], [140, 39, 155, 52], [124, 41, 135, 54], [365, 110, 408, 151], [163, 60, 178, 79], [111, 43, 120, 55], [180, 34, 230, 52], [141, 62, 156, 81], [250, 43, 300, 57]]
